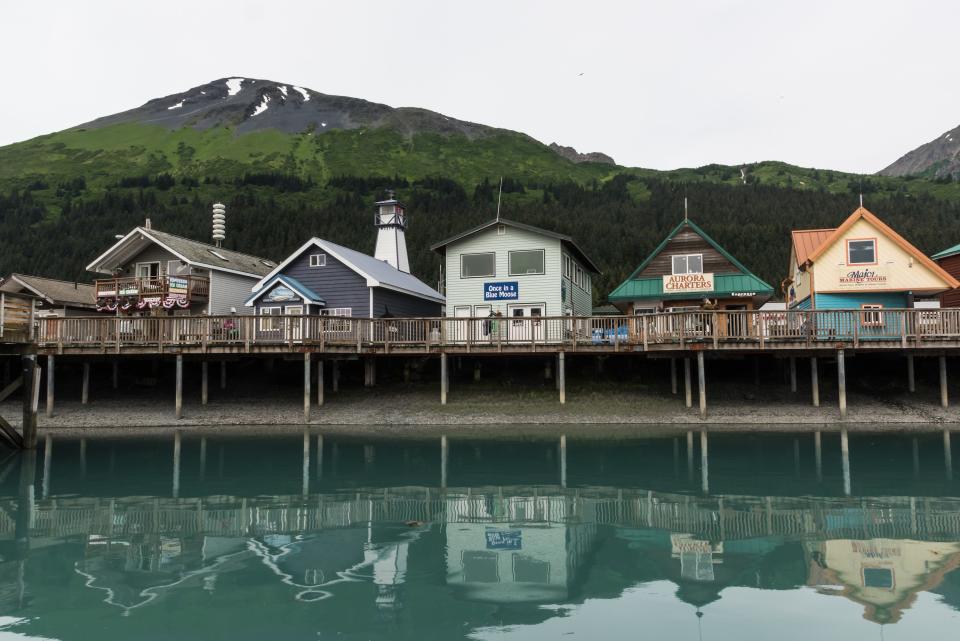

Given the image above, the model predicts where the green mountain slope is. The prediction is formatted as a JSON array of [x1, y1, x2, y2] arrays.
[[1, 77, 959, 302]]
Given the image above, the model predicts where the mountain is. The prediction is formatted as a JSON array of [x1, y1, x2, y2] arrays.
[[1, 77, 960, 302], [880, 124, 960, 179]]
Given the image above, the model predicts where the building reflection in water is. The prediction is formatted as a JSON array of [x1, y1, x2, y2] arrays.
[[0, 431, 958, 638]]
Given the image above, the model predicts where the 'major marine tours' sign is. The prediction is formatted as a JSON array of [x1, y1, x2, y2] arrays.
[[837, 266, 888, 289], [663, 273, 714, 294]]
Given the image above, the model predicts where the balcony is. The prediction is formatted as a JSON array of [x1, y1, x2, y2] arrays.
[[94, 276, 210, 302]]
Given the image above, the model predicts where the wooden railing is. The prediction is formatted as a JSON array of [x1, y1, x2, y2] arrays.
[[94, 275, 210, 299], [32, 308, 960, 352], [0, 292, 35, 343]]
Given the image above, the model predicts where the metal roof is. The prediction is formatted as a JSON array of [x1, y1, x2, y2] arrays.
[[932, 243, 960, 260], [252, 237, 445, 304], [244, 274, 326, 307], [608, 273, 774, 301], [430, 218, 601, 274], [791, 229, 835, 266], [0, 273, 96, 307]]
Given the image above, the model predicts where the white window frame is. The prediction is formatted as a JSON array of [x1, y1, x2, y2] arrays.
[[847, 239, 877, 266], [321, 307, 352, 331], [259, 306, 281, 331], [508, 249, 546, 276], [672, 254, 704, 275], [461, 252, 496, 279], [861, 304, 884, 327], [563, 255, 571, 279], [309, 253, 326, 267], [136, 261, 161, 279], [284, 305, 304, 315]]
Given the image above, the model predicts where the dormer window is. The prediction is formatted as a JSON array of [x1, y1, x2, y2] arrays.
[[208, 249, 229, 261], [309, 253, 326, 267], [672, 254, 703, 275], [847, 239, 876, 265]]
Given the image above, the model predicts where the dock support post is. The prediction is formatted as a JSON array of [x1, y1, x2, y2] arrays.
[[558, 352, 566, 405], [440, 353, 448, 405], [45, 355, 54, 419], [474, 361, 481, 382], [364, 357, 376, 387], [940, 355, 949, 408], [814, 431, 822, 482], [302, 428, 310, 496], [684, 358, 692, 409], [317, 359, 324, 407], [172, 430, 181, 498], [316, 433, 324, 480], [945, 429, 953, 481], [440, 434, 448, 489], [21, 355, 38, 449], [332, 361, 340, 393], [837, 350, 847, 419], [686, 430, 694, 481], [840, 427, 851, 496], [112, 361, 119, 390], [41, 435, 52, 499], [907, 355, 915, 393], [670, 358, 677, 395], [559, 434, 567, 488], [700, 430, 709, 494], [201, 361, 208, 406], [789, 356, 797, 393], [810, 357, 819, 407], [697, 352, 706, 419], [175, 355, 183, 420], [81, 363, 90, 405], [303, 353, 311, 423]]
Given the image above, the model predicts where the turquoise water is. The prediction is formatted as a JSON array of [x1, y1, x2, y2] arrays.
[[0, 430, 958, 640]]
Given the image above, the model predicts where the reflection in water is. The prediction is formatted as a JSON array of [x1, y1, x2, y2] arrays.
[[0, 431, 957, 640]]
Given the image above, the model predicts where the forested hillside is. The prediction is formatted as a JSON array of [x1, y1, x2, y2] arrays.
[[2, 169, 959, 301]]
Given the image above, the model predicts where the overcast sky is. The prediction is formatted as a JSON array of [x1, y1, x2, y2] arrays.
[[3, 0, 958, 173]]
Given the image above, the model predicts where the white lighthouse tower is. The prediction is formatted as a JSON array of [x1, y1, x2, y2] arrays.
[[373, 192, 410, 273]]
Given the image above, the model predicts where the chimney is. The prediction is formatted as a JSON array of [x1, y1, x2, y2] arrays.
[[373, 191, 409, 272], [144, 217, 152, 230], [212, 203, 226, 248]]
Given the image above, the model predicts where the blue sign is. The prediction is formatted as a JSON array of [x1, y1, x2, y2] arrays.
[[484, 281, 519, 301], [485, 528, 522, 550]]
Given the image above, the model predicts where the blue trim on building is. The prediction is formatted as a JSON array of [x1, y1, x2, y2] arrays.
[[245, 275, 326, 306]]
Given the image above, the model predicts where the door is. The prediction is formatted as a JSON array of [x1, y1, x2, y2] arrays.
[[508, 304, 545, 342], [473, 304, 492, 341], [136, 262, 161, 293], [451, 306, 471, 342], [285, 305, 304, 341]]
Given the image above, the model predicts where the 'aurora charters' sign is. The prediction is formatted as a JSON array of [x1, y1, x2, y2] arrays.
[[663, 273, 714, 294]]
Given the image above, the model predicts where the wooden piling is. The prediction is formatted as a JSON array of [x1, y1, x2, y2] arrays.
[[670, 358, 677, 395], [907, 355, 915, 393], [172, 430, 181, 498], [201, 361, 208, 406], [332, 361, 340, 393], [945, 429, 953, 481], [837, 350, 847, 419], [940, 355, 949, 408], [700, 429, 709, 494], [81, 362, 90, 405], [303, 353, 311, 423], [440, 353, 448, 405], [558, 352, 566, 405], [175, 355, 183, 420], [316, 433, 324, 480], [814, 431, 822, 481], [810, 357, 819, 407], [841, 427, 851, 496], [697, 351, 706, 419], [41, 435, 52, 499], [302, 429, 311, 496], [317, 359, 324, 407], [559, 434, 567, 488], [440, 434, 448, 488], [686, 430, 694, 481], [45, 355, 54, 419], [21, 356, 38, 449], [684, 358, 692, 408]]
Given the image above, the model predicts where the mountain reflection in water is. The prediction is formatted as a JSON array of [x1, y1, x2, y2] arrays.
[[0, 429, 957, 640]]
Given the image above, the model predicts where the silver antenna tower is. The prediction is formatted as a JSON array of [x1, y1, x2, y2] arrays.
[[684, 196, 689, 222], [496, 177, 503, 222]]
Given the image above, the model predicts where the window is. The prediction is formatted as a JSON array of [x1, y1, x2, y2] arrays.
[[672, 254, 703, 275], [309, 253, 326, 267], [461, 252, 495, 278], [321, 307, 352, 317], [136, 262, 160, 279], [634, 307, 656, 315], [574, 264, 583, 288], [497, 225, 506, 236], [861, 304, 884, 327], [509, 250, 545, 275], [563, 255, 571, 279], [207, 249, 229, 261], [320, 307, 352, 331], [862, 567, 894, 589], [847, 239, 877, 265], [259, 306, 281, 331]]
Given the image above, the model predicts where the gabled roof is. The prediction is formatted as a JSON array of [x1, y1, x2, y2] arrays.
[[244, 275, 325, 306], [805, 206, 960, 288], [0, 273, 96, 307], [86, 227, 276, 278], [791, 229, 835, 267], [621, 219, 758, 283], [430, 218, 601, 274], [252, 238, 445, 304], [932, 242, 960, 260]]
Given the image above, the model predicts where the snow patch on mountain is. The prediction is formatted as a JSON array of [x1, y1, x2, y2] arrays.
[[167, 100, 183, 110], [252, 94, 270, 116], [293, 86, 310, 102], [226, 78, 244, 97]]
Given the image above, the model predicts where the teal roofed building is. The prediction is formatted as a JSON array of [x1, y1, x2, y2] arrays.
[[609, 219, 774, 317]]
